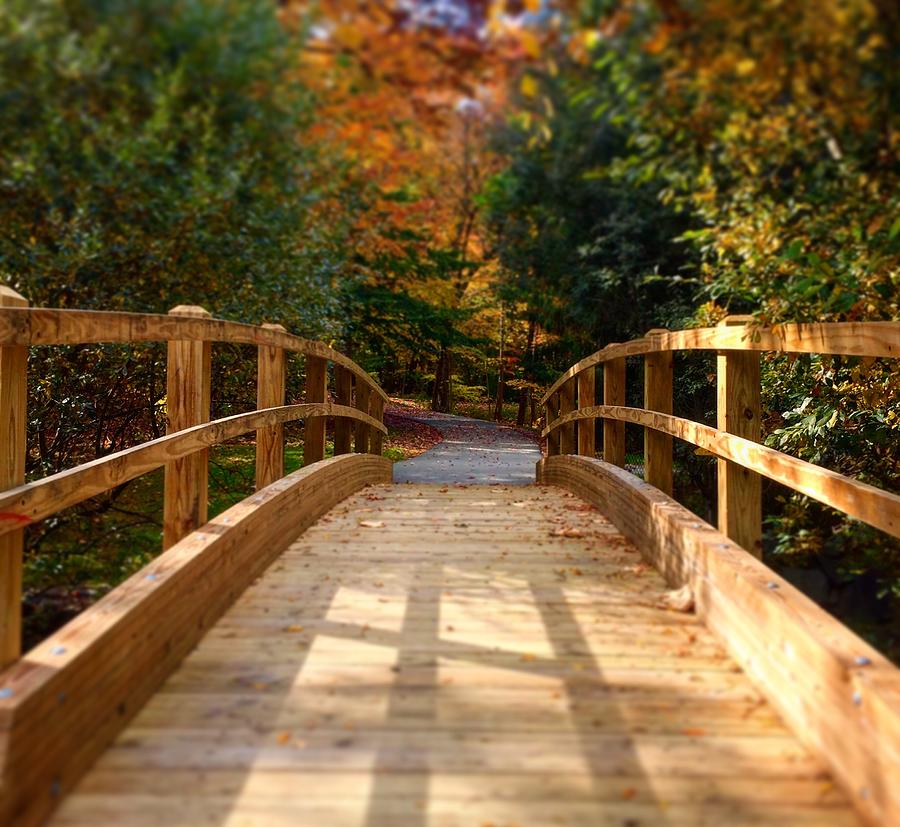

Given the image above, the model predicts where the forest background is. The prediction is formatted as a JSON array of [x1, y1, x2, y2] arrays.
[[1, 0, 898, 657]]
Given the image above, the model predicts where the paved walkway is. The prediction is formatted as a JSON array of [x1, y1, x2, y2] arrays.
[[391, 411, 542, 485]]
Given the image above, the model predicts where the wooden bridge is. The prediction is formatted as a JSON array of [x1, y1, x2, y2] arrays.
[[0, 292, 898, 826]]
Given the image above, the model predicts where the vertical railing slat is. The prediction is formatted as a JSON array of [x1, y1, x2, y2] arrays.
[[559, 378, 576, 455], [163, 305, 212, 549], [603, 352, 625, 467], [577, 367, 596, 457], [643, 329, 673, 494], [546, 393, 560, 457], [303, 355, 328, 466], [333, 366, 353, 456], [717, 316, 763, 557], [255, 323, 286, 489], [0, 287, 28, 668], [355, 381, 371, 454]]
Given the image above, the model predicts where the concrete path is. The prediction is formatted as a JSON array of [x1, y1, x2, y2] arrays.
[[391, 410, 542, 485]]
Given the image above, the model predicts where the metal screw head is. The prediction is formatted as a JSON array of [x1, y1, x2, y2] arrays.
[[0, 687, 12, 699], [852, 691, 863, 706], [766, 582, 779, 590], [854, 656, 872, 667], [145, 573, 158, 581], [50, 645, 66, 656]]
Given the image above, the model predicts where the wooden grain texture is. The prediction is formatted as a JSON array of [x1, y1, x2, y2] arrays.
[[0, 308, 388, 402], [256, 324, 287, 490], [49, 483, 856, 827], [354, 382, 372, 454], [538, 455, 897, 827], [602, 355, 625, 468], [163, 306, 211, 549], [370, 394, 385, 456], [303, 356, 328, 466], [577, 367, 596, 457], [545, 393, 560, 456], [558, 378, 576, 455], [0, 405, 385, 538], [0, 454, 393, 827], [332, 367, 354, 456], [717, 317, 762, 557], [542, 405, 900, 541], [539, 321, 900, 405], [0, 287, 27, 668], [643, 330, 673, 495]]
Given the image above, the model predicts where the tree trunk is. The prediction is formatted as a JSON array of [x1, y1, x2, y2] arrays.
[[431, 347, 452, 413]]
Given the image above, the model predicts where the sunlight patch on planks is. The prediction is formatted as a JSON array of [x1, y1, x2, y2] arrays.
[[51, 484, 858, 827]]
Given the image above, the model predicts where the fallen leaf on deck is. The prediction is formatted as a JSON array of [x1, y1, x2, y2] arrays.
[[621, 788, 637, 800], [551, 526, 584, 538], [284, 625, 304, 633], [359, 520, 385, 528], [276, 731, 291, 745]]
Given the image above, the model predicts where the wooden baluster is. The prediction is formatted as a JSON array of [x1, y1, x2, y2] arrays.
[[603, 352, 625, 467], [255, 323, 286, 490], [643, 329, 673, 495], [717, 315, 762, 557], [559, 377, 576, 455], [370, 394, 384, 456], [577, 367, 596, 457], [333, 366, 353, 456], [303, 355, 328, 466], [163, 305, 211, 549], [0, 287, 27, 667], [355, 382, 372, 454], [546, 394, 560, 456]]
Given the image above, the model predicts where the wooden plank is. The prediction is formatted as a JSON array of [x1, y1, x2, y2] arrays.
[[577, 367, 595, 457], [643, 330, 673, 495], [163, 306, 211, 549], [0, 454, 393, 827], [717, 316, 762, 557], [369, 394, 384, 456], [0, 308, 389, 403], [602, 355, 625, 467], [0, 405, 384, 537], [303, 356, 327, 466], [332, 367, 353, 456], [0, 287, 27, 668], [558, 378, 576, 455], [545, 393, 560, 456], [46, 482, 856, 827], [539, 321, 900, 404], [354, 382, 371, 454], [541, 405, 900, 542], [255, 324, 286, 490], [538, 455, 898, 826]]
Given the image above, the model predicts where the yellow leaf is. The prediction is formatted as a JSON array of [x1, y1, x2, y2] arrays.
[[736, 59, 756, 77], [524, 0, 541, 11], [520, 74, 538, 98], [519, 29, 541, 59]]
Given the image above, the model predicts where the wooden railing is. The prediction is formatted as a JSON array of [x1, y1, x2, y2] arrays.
[[540, 317, 900, 558], [0, 289, 388, 668]]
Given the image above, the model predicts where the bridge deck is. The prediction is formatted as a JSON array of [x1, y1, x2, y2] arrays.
[[51, 484, 856, 826]]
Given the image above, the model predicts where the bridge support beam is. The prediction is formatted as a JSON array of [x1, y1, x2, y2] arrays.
[[643, 330, 673, 495], [256, 323, 286, 489], [717, 316, 762, 557], [370, 394, 384, 456], [164, 305, 211, 549], [333, 366, 354, 455], [0, 286, 27, 668]]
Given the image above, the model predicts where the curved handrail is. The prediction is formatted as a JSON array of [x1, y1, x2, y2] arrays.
[[540, 321, 900, 405], [0, 307, 388, 401], [542, 405, 900, 540], [0, 404, 384, 536]]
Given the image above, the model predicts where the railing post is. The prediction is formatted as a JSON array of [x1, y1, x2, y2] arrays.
[[577, 366, 596, 457], [643, 329, 673, 495], [354, 381, 371, 454], [0, 287, 27, 667], [370, 394, 384, 456], [559, 377, 576, 454], [333, 366, 353, 456], [163, 305, 211, 550], [717, 315, 762, 557], [303, 354, 328, 466], [546, 393, 560, 456], [603, 351, 625, 467], [255, 323, 286, 489]]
